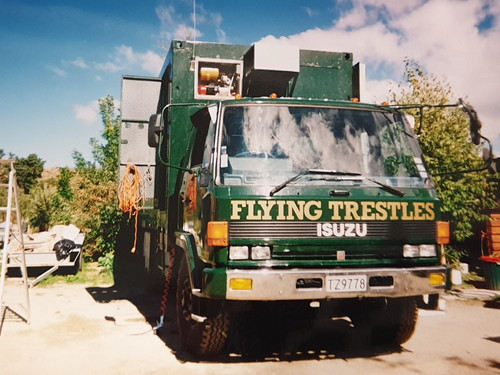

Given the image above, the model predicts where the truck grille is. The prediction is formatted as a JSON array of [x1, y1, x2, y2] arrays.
[[229, 221, 436, 240]]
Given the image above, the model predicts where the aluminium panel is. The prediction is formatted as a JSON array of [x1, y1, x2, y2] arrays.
[[120, 121, 156, 166], [119, 120, 157, 201], [121, 76, 162, 122]]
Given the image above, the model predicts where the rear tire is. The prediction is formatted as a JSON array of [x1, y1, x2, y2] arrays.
[[176, 256, 229, 357]]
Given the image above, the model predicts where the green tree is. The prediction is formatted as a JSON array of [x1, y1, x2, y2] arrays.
[[15, 153, 45, 193], [27, 183, 55, 232], [390, 60, 497, 264], [57, 167, 73, 200], [72, 95, 121, 260], [73, 95, 119, 179], [21, 170, 73, 232]]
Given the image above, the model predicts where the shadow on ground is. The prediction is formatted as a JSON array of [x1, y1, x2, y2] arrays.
[[88, 226, 404, 363], [86, 283, 403, 364]]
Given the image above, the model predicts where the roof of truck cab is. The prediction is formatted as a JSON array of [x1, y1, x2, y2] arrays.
[[217, 97, 400, 112]]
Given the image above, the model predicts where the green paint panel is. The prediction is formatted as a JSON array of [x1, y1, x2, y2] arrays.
[[202, 267, 227, 298], [294, 50, 354, 100]]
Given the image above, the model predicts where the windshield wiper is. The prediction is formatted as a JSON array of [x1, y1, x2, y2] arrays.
[[269, 169, 405, 197], [366, 178, 405, 197], [269, 169, 361, 196]]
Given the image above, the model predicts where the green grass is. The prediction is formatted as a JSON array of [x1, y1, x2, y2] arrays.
[[36, 261, 114, 287]]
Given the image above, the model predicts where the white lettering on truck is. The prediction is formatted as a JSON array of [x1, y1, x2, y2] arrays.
[[316, 223, 368, 237]]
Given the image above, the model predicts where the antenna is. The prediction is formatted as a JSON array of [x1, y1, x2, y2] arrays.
[[192, 0, 196, 57]]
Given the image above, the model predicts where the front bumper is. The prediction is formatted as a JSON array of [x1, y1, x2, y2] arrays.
[[203, 266, 446, 300]]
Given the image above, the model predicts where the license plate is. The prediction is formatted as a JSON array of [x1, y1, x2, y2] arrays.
[[326, 275, 368, 292]]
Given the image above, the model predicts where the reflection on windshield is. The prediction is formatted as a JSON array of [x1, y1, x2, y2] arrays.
[[219, 104, 430, 188]]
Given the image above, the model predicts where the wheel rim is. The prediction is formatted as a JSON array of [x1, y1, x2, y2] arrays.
[[179, 276, 195, 327]]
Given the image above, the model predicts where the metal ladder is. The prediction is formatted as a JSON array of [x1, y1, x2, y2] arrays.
[[0, 160, 30, 324]]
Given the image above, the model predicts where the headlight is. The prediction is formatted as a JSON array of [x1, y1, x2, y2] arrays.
[[403, 244, 420, 258], [229, 245, 272, 260], [419, 244, 437, 257], [403, 244, 437, 258], [251, 246, 271, 260], [229, 246, 249, 260]]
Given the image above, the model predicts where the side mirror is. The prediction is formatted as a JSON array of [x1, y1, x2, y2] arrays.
[[199, 168, 210, 188], [459, 98, 482, 145], [148, 114, 164, 148]]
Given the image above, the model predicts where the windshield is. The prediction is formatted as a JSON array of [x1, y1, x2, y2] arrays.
[[217, 104, 431, 189]]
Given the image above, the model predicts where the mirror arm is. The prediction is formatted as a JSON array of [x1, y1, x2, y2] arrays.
[[389, 100, 493, 175], [154, 102, 207, 175], [434, 133, 493, 176]]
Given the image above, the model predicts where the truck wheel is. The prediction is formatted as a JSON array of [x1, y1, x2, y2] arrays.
[[371, 297, 418, 346], [176, 256, 230, 357]]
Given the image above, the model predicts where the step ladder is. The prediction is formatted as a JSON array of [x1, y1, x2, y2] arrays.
[[0, 160, 30, 324]]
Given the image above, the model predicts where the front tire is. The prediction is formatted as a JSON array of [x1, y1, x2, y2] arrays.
[[176, 256, 230, 357], [371, 297, 418, 346], [352, 297, 418, 347]]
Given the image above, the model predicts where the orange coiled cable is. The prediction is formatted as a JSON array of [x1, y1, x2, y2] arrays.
[[118, 164, 145, 253], [160, 248, 175, 317]]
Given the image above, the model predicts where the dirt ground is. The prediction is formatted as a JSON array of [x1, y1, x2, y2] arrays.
[[1, 276, 499, 375]]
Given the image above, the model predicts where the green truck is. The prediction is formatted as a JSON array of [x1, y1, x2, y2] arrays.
[[119, 40, 450, 356]]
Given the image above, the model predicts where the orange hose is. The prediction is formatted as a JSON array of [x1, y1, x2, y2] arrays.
[[118, 164, 145, 253]]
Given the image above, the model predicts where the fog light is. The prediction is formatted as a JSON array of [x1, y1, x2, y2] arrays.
[[229, 246, 249, 260], [419, 244, 437, 257], [230, 278, 253, 290], [430, 273, 445, 286], [403, 244, 419, 258], [251, 246, 271, 260]]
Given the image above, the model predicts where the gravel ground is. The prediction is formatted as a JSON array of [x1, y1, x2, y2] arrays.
[[1, 276, 499, 375]]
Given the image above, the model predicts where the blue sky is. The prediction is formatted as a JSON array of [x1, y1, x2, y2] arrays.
[[1, 0, 499, 167]]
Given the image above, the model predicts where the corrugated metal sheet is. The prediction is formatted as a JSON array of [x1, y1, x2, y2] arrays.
[[121, 76, 161, 122]]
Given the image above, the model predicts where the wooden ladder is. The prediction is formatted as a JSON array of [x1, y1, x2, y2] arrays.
[[0, 160, 30, 324]]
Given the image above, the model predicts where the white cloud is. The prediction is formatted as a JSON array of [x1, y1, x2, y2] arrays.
[[93, 45, 164, 76], [196, 5, 225, 42], [46, 65, 67, 77], [116, 45, 135, 63], [304, 7, 320, 17], [156, 5, 175, 28], [156, 4, 201, 42], [73, 98, 121, 125], [94, 60, 122, 73], [69, 57, 88, 69], [140, 50, 164, 75], [259, 0, 500, 154], [156, 3, 232, 45], [74, 100, 99, 124], [174, 24, 198, 40]]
